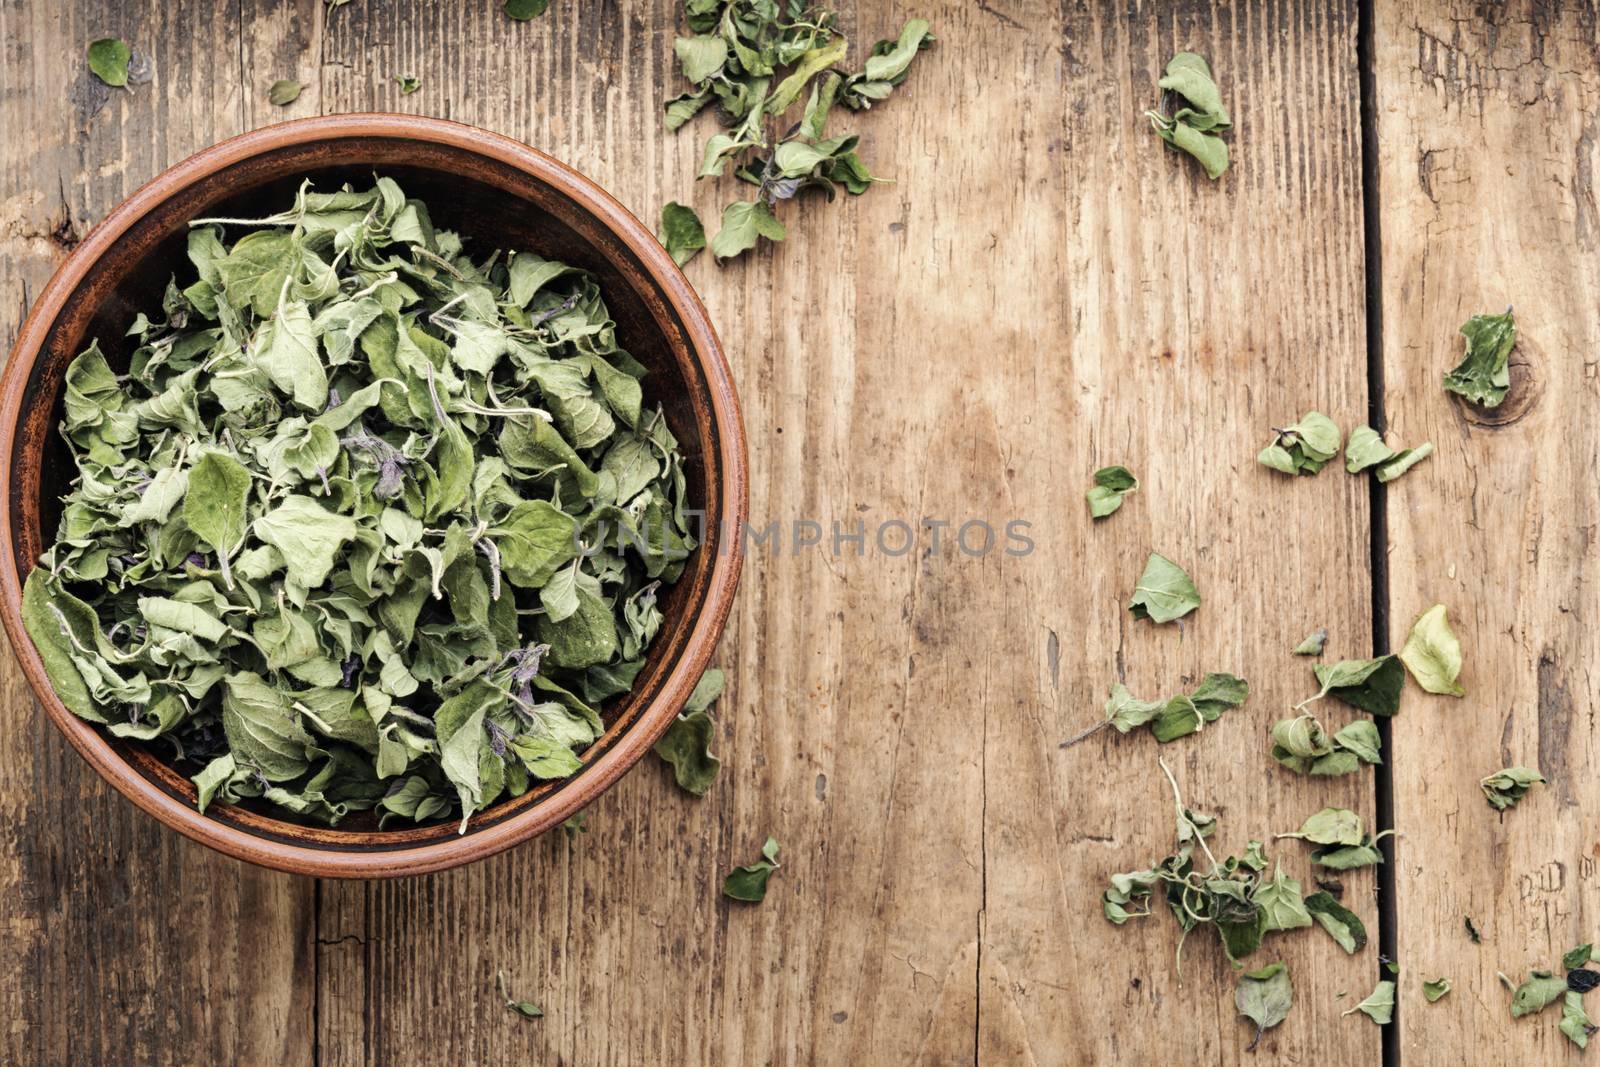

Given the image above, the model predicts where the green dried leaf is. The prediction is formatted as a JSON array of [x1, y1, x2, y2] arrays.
[[1480, 766, 1544, 811], [1561, 991, 1594, 1049], [1511, 971, 1568, 1017], [658, 201, 706, 266], [1278, 807, 1363, 846], [1293, 628, 1327, 655], [252, 495, 357, 590], [1235, 962, 1292, 1052], [1312, 655, 1404, 717], [1146, 51, 1231, 179], [675, 34, 728, 84], [654, 710, 720, 796], [1072, 672, 1246, 747], [1422, 977, 1451, 1003], [504, 0, 551, 20], [1565, 944, 1593, 970], [710, 199, 787, 260], [1342, 979, 1395, 1024], [1305, 891, 1367, 954], [1253, 863, 1312, 933], [495, 970, 543, 1020], [268, 79, 303, 106], [723, 836, 781, 902], [654, 668, 724, 796], [1128, 552, 1200, 624], [394, 74, 422, 94], [87, 37, 131, 88], [1398, 603, 1464, 696], [1444, 309, 1516, 408], [1345, 425, 1433, 481], [1311, 835, 1391, 870], [1258, 412, 1341, 475], [1086, 465, 1138, 519], [184, 451, 252, 584]]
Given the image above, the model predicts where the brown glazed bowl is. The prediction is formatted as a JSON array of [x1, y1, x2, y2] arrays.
[[0, 115, 746, 878]]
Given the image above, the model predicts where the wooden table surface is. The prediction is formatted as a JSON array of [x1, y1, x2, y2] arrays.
[[1, 1, 1595, 1063]]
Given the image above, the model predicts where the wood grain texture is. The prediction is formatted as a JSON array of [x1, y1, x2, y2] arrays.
[[1004, 1, 1380, 1061], [7, 0, 1596, 1063], [0, 3, 314, 1066], [1375, 1, 1600, 1059]]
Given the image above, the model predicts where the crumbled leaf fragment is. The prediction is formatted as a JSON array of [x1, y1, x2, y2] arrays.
[[1569, 968, 1600, 994], [723, 836, 781, 902], [87, 37, 132, 88], [1565, 944, 1593, 971], [1398, 603, 1465, 696], [268, 79, 303, 106], [504, 0, 551, 19], [711, 200, 787, 260], [1293, 628, 1327, 656], [496, 970, 543, 1020], [395, 74, 422, 94], [1086, 465, 1138, 519], [1443, 309, 1516, 408], [1423, 977, 1451, 1003], [1465, 916, 1482, 944], [1561, 991, 1596, 1049], [1480, 767, 1545, 811], [1253, 863, 1312, 933]]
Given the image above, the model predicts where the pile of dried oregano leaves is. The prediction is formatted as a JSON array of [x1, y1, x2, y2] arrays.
[[24, 176, 697, 831]]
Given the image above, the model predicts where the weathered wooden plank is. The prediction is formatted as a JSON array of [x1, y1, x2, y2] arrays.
[[311, 0, 990, 1063], [1374, 2, 1600, 1059], [982, 1, 1381, 1061], [0, 3, 315, 1066]]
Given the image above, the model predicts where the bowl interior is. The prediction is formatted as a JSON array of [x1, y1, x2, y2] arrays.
[[7, 129, 730, 855]]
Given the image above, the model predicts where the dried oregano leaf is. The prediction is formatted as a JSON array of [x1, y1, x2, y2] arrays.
[[1086, 465, 1137, 519], [653, 668, 726, 795], [1399, 603, 1465, 696], [1444, 309, 1516, 408], [268, 79, 303, 106], [504, 0, 551, 20], [1147, 52, 1231, 179], [1235, 962, 1291, 1052], [1480, 767, 1544, 811], [658, 202, 706, 267], [1128, 552, 1200, 623], [87, 37, 131, 88], [1342, 979, 1395, 1024], [23, 176, 699, 831], [723, 836, 781, 902]]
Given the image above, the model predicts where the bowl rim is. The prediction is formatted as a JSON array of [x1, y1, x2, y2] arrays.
[[0, 114, 747, 878]]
